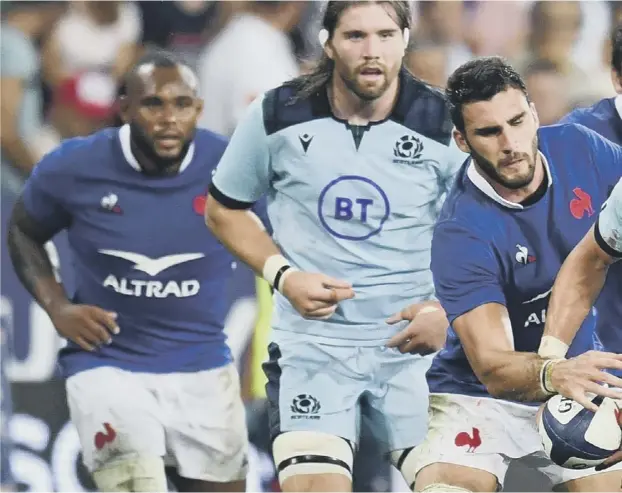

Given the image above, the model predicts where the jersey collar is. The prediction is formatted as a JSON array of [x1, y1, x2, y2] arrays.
[[466, 151, 552, 210], [118, 124, 195, 173], [615, 95, 622, 121]]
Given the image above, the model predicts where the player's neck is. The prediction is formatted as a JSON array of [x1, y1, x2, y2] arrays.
[[328, 73, 400, 125], [131, 142, 182, 176], [480, 152, 546, 204]]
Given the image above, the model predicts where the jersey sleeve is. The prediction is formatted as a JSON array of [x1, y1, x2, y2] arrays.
[[594, 177, 622, 258], [209, 95, 272, 209], [576, 123, 622, 191], [21, 145, 73, 236], [431, 221, 505, 323]]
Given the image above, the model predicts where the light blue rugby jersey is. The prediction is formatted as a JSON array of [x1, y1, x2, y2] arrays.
[[210, 69, 466, 345], [595, 176, 622, 257]]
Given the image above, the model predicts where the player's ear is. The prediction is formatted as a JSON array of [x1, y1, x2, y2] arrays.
[[611, 68, 622, 93], [118, 95, 130, 124], [529, 101, 540, 128], [319, 29, 334, 61], [195, 98, 204, 119], [453, 128, 469, 154], [402, 28, 410, 54]]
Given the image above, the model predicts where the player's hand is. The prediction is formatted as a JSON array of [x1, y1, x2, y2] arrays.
[[385, 301, 448, 355], [49, 303, 120, 351], [595, 449, 622, 471], [549, 351, 622, 411], [280, 271, 354, 320]]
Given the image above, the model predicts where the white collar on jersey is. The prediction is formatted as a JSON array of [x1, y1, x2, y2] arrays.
[[615, 95, 622, 121], [118, 124, 195, 173], [466, 151, 552, 210]]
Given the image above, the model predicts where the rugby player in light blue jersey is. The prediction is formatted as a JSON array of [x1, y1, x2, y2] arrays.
[[205, 1, 466, 491]]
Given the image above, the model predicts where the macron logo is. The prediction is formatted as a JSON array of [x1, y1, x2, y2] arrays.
[[98, 250, 205, 276]]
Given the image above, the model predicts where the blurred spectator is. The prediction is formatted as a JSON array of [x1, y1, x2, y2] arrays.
[[517, 1, 610, 105], [572, 1, 611, 73], [41, 1, 141, 138], [465, 1, 530, 59], [1, 1, 65, 178], [197, 1, 304, 136], [405, 42, 448, 88], [137, 0, 224, 71], [524, 59, 571, 126], [412, 0, 472, 76]]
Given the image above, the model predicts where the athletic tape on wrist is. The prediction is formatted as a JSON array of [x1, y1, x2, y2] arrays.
[[262, 255, 297, 292], [538, 335, 569, 359]]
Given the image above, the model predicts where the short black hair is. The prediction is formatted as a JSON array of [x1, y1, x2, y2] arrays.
[[612, 25, 622, 75], [131, 49, 189, 74], [120, 49, 191, 97], [446, 56, 529, 132]]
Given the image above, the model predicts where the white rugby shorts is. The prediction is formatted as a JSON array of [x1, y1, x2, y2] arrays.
[[66, 363, 248, 482]]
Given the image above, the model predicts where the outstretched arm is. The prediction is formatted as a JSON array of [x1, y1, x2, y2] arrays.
[[542, 224, 616, 353], [454, 302, 622, 409]]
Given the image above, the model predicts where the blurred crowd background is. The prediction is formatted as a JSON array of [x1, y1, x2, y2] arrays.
[[1, 1, 622, 492], [2, 0, 621, 185]]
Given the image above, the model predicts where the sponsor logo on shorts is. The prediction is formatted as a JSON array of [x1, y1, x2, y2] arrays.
[[290, 394, 321, 420]]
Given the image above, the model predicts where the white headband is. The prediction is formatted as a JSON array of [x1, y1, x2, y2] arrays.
[[318, 28, 410, 47]]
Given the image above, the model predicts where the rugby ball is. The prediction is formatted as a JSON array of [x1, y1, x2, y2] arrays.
[[537, 394, 621, 469]]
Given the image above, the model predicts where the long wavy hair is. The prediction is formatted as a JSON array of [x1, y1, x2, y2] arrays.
[[286, 1, 412, 102]]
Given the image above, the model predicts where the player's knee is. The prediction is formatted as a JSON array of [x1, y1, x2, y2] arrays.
[[391, 447, 419, 489], [272, 431, 354, 484], [92, 455, 167, 492], [420, 484, 473, 493]]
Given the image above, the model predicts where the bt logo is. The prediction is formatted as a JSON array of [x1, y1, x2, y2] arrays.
[[318, 175, 390, 241]]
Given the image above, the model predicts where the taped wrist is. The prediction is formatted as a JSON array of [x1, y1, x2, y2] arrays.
[[262, 255, 297, 293], [538, 335, 569, 359]]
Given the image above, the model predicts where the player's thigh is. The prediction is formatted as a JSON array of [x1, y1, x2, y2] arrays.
[[368, 352, 432, 451], [546, 461, 622, 491], [365, 352, 432, 489], [65, 367, 166, 472], [263, 339, 364, 491], [409, 394, 515, 492], [162, 363, 248, 484]]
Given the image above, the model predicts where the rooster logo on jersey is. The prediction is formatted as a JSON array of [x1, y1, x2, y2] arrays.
[[515, 244, 536, 265], [569, 187, 595, 219]]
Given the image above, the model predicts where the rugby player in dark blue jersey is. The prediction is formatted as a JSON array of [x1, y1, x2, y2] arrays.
[[7, 51, 253, 493], [411, 57, 622, 493]]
